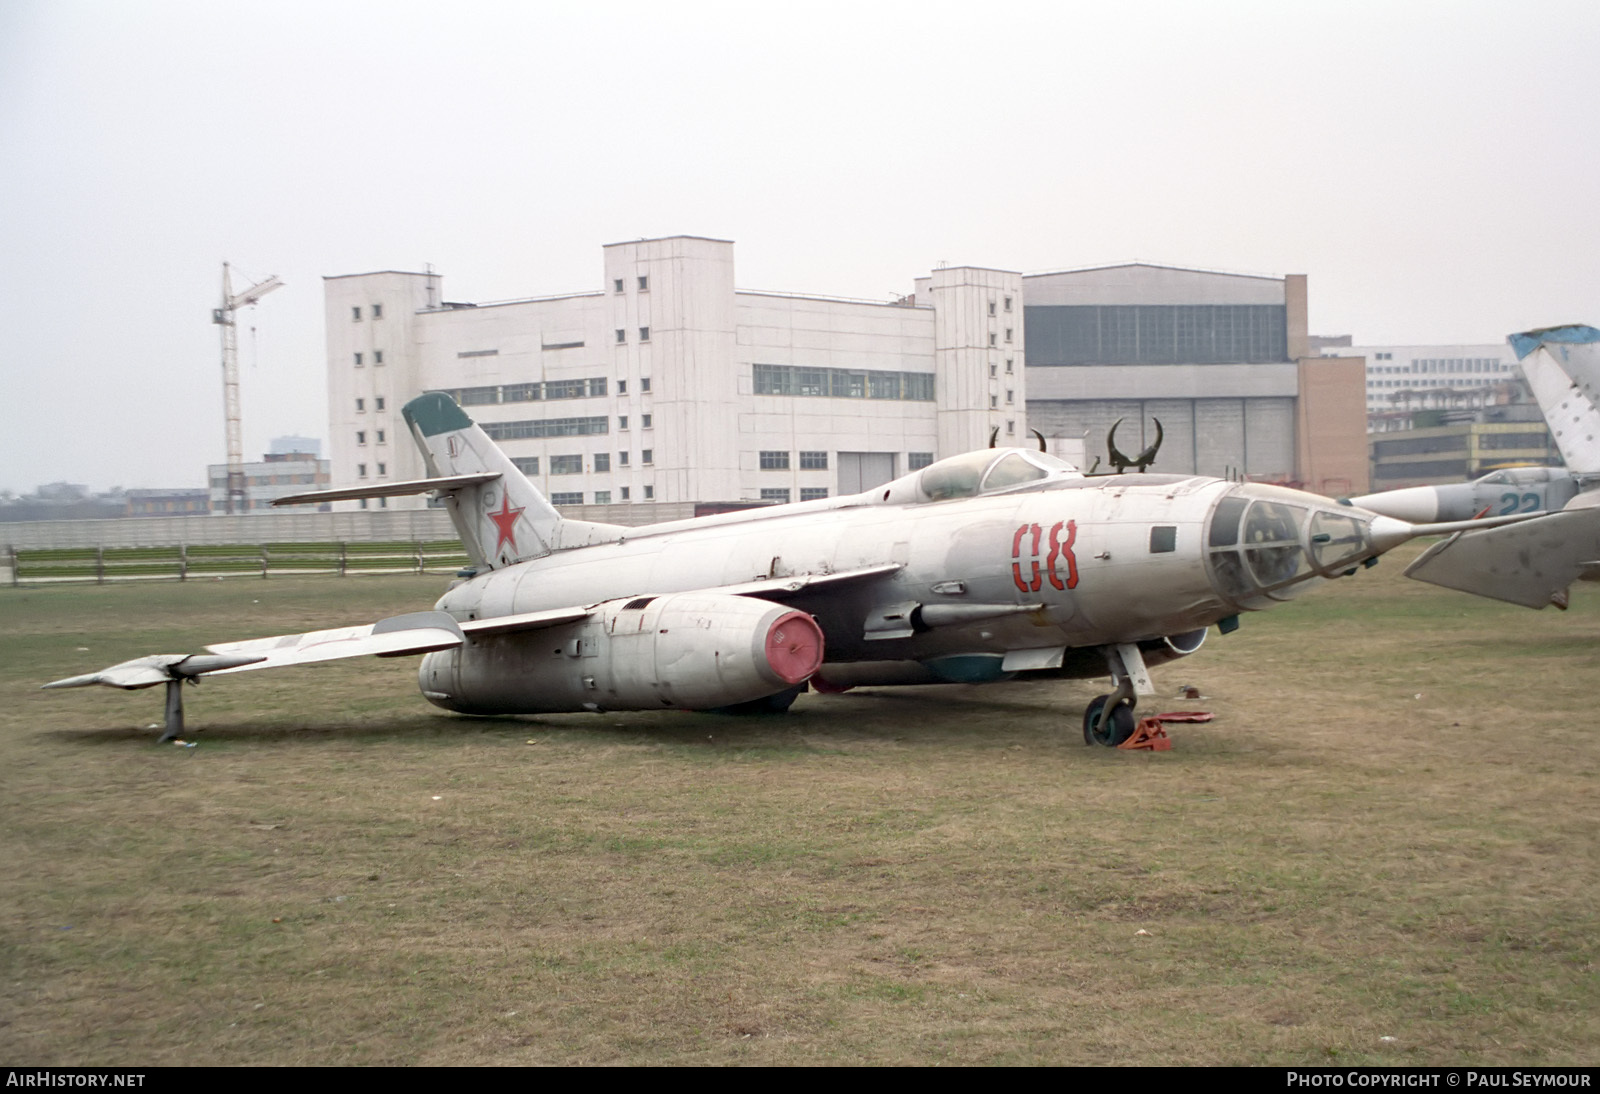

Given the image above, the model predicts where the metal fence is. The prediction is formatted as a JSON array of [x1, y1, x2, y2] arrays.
[[7, 541, 472, 585]]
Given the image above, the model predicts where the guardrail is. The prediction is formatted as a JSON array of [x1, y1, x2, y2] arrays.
[[7, 541, 471, 585]]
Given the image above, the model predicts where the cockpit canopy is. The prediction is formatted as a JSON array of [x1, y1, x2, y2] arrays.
[[1476, 466, 1558, 486], [916, 449, 1081, 502]]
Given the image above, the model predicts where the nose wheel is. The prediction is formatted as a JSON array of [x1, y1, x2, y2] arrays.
[[1083, 692, 1137, 746], [1083, 642, 1152, 747]]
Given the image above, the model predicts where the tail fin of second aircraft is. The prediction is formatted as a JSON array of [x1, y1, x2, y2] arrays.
[[1510, 325, 1600, 475], [401, 392, 624, 570]]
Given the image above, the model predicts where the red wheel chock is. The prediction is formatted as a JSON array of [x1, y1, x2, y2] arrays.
[[1117, 711, 1213, 751]]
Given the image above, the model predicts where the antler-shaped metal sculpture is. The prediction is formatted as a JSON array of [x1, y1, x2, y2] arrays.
[[1106, 417, 1163, 473]]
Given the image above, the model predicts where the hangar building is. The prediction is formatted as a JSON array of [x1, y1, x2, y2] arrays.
[[1020, 264, 1366, 495]]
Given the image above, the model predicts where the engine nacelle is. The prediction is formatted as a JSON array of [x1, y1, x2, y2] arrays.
[[419, 592, 824, 715]]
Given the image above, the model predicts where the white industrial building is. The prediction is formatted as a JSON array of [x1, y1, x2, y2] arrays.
[[326, 236, 1024, 513], [1319, 340, 1522, 420], [324, 237, 1368, 513]]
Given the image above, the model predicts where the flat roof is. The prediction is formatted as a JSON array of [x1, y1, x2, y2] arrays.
[[1024, 260, 1286, 282], [602, 234, 735, 248], [322, 270, 436, 281]]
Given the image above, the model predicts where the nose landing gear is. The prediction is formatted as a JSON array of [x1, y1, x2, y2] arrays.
[[1083, 642, 1154, 747]]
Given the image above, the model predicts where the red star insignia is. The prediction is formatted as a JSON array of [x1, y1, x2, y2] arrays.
[[488, 495, 524, 554]]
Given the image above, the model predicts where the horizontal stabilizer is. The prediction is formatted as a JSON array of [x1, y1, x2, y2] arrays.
[[273, 473, 501, 507], [1403, 507, 1600, 608]]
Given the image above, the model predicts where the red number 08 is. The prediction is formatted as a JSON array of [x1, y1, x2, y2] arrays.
[[1011, 520, 1079, 593]]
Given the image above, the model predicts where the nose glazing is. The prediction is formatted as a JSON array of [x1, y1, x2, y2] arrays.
[[1203, 484, 1375, 606]]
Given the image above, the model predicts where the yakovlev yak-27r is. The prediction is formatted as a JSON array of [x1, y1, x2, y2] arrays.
[[44, 393, 1557, 746]]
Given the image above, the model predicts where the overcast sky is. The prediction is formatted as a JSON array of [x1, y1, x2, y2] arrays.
[[2, 0, 1596, 493]]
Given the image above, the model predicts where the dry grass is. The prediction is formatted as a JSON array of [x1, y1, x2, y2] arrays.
[[2, 554, 1597, 1065]]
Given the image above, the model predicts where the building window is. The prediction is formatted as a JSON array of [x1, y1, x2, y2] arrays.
[[354, 352, 363, 366], [594, 490, 611, 504], [1007, 420, 1015, 434], [613, 279, 624, 293], [642, 449, 653, 465], [800, 451, 828, 470], [752, 363, 934, 401], [800, 487, 829, 501], [616, 328, 626, 343], [988, 301, 996, 316], [551, 492, 583, 505], [760, 488, 791, 503], [641, 414, 652, 429], [356, 398, 365, 412], [643, 485, 654, 499], [1006, 390, 1013, 404], [759, 450, 790, 470], [594, 452, 610, 473], [1005, 359, 1013, 373], [620, 487, 630, 500], [989, 396, 997, 409], [638, 275, 649, 291], [618, 380, 627, 394], [618, 451, 630, 466], [352, 306, 361, 322], [639, 326, 650, 342], [374, 350, 384, 364], [619, 415, 629, 430], [377, 462, 386, 476], [441, 376, 610, 404], [375, 396, 385, 410], [1027, 303, 1288, 366], [909, 452, 934, 470], [989, 364, 997, 378], [640, 377, 651, 393], [512, 456, 539, 476], [372, 303, 382, 319], [988, 333, 996, 347], [551, 454, 583, 475], [359, 498, 367, 509], [1004, 329, 1013, 343], [376, 429, 386, 443], [1004, 296, 1012, 312], [357, 431, 366, 445], [478, 416, 610, 440], [379, 497, 387, 508], [358, 463, 367, 477]]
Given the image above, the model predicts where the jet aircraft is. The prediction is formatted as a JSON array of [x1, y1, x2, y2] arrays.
[[1346, 464, 1581, 524], [1356, 325, 1600, 609], [44, 392, 1553, 746]]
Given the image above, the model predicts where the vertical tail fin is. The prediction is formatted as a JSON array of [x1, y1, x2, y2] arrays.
[[401, 393, 565, 570], [1510, 325, 1600, 474]]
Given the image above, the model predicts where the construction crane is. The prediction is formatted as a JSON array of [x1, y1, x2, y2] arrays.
[[212, 263, 283, 515]]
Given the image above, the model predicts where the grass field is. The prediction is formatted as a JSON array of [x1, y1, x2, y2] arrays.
[[2, 555, 1597, 1065]]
